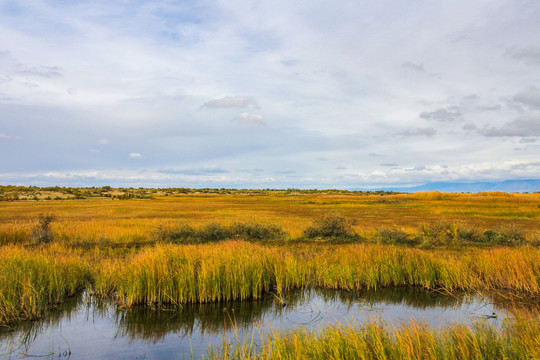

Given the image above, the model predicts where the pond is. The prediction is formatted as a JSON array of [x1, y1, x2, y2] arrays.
[[0, 287, 521, 359]]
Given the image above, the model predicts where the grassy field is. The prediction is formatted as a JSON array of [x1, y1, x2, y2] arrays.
[[0, 190, 539, 244], [1, 188, 540, 358]]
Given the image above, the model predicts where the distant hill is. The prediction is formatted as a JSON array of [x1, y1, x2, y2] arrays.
[[355, 179, 540, 193]]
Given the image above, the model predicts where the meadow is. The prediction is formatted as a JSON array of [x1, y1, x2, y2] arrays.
[[1, 188, 540, 358]]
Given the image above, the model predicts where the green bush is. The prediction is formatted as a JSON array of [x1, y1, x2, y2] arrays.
[[415, 222, 486, 248], [154, 223, 196, 243], [198, 222, 231, 242], [483, 225, 526, 245], [230, 222, 285, 240], [155, 221, 285, 243], [375, 227, 413, 245], [303, 213, 357, 239]]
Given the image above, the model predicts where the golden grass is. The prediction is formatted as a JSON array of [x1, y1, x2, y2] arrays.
[[0, 244, 90, 324], [208, 314, 540, 359], [0, 192, 538, 244], [2, 241, 540, 326], [91, 242, 540, 308]]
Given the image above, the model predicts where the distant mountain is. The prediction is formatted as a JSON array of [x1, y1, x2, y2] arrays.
[[354, 179, 540, 193]]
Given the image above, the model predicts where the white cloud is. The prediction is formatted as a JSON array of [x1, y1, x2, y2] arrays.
[[97, 138, 110, 144], [203, 96, 258, 109], [236, 112, 266, 125], [129, 152, 142, 159]]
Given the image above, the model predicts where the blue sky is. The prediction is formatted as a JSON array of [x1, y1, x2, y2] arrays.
[[1, 0, 539, 188]]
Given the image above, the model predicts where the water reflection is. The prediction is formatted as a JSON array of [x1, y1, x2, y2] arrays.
[[1, 287, 536, 360]]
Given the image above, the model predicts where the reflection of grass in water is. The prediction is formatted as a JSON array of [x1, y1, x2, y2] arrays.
[[111, 288, 488, 344], [0, 292, 82, 356], [306, 287, 466, 310], [114, 291, 315, 343]]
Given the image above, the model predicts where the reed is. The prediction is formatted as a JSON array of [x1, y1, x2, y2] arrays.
[[208, 314, 540, 359], [2, 242, 540, 326], [0, 244, 90, 325], [92, 242, 540, 307]]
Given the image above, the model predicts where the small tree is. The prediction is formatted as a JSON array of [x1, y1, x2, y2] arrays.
[[32, 214, 55, 244]]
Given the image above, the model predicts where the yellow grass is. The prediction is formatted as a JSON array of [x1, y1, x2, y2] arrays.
[[0, 192, 538, 244]]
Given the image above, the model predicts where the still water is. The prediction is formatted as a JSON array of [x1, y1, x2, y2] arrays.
[[0, 288, 512, 359]]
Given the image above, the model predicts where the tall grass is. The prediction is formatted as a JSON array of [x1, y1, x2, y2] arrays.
[[92, 242, 540, 307], [208, 314, 540, 359], [2, 242, 540, 326], [0, 245, 90, 325]]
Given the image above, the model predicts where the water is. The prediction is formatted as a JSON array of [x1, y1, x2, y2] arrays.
[[0, 288, 515, 359]]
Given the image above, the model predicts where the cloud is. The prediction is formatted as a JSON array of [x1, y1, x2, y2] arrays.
[[236, 112, 266, 125], [158, 168, 229, 175], [398, 127, 436, 136], [18, 65, 63, 78], [129, 152, 142, 159], [405, 165, 427, 172], [477, 104, 502, 111], [506, 46, 540, 66], [380, 163, 399, 167], [401, 61, 425, 72], [203, 96, 258, 109], [97, 138, 110, 144], [0, 133, 11, 139], [512, 86, 540, 109], [479, 115, 540, 137], [419, 107, 462, 122], [462, 123, 477, 131]]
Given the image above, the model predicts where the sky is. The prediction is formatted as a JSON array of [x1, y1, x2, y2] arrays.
[[1, 0, 539, 189]]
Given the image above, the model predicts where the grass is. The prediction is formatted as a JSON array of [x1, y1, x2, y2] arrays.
[[0, 191, 538, 245], [3, 241, 540, 326], [0, 244, 90, 325], [207, 314, 540, 359], [66, 242, 540, 308]]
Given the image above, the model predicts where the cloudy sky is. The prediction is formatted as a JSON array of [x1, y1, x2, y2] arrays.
[[1, 0, 539, 188]]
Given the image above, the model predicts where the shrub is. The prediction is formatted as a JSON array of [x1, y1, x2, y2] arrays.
[[416, 222, 447, 248], [198, 222, 231, 242], [154, 223, 196, 243], [230, 222, 285, 240], [156, 221, 286, 243], [31, 214, 55, 244], [375, 227, 412, 245], [303, 213, 357, 239], [416, 222, 483, 248], [483, 225, 526, 245]]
